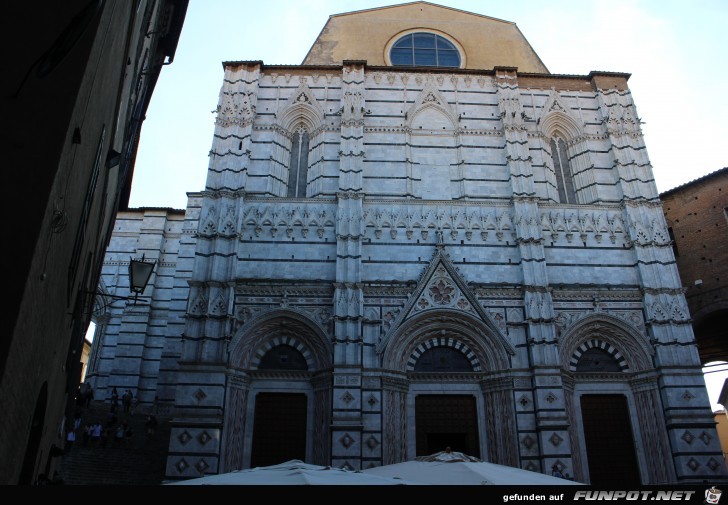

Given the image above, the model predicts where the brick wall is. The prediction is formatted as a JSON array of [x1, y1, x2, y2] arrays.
[[662, 167, 728, 360]]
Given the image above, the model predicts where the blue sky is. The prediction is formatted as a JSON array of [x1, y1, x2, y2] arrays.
[[126, 0, 726, 407], [130, 0, 727, 209]]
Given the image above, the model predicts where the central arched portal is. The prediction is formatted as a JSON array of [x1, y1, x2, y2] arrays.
[[410, 343, 482, 457], [381, 311, 517, 465]]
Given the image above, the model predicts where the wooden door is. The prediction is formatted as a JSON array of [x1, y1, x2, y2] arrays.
[[250, 393, 307, 468]]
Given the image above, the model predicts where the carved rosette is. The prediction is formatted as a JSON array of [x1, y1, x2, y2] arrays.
[[413, 266, 474, 316]]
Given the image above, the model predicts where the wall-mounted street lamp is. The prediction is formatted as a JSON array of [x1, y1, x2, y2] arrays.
[[85, 255, 156, 312], [127, 254, 155, 303]]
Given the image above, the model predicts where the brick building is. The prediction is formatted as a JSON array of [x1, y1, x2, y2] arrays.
[[661, 167, 728, 364], [88, 2, 725, 484]]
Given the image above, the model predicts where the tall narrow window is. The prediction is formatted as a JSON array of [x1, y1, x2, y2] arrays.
[[550, 137, 577, 204], [287, 126, 309, 198]]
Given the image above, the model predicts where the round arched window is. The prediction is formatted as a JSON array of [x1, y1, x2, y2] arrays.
[[390, 32, 461, 68]]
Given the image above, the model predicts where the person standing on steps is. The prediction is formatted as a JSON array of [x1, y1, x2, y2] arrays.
[[110, 387, 119, 413], [122, 389, 132, 413]]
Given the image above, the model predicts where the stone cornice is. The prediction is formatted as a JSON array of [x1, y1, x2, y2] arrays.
[[551, 288, 642, 301], [362, 285, 414, 297], [381, 374, 410, 392], [571, 371, 636, 382], [248, 370, 315, 380], [234, 284, 334, 297], [199, 189, 246, 200], [408, 372, 484, 383]]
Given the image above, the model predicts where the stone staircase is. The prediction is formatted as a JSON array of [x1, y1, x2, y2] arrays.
[[58, 402, 171, 485]]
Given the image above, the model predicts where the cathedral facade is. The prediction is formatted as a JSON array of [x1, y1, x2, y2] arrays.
[[87, 3, 726, 484]]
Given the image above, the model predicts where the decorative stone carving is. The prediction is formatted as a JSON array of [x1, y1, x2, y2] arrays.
[[339, 433, 355, 449], [198, 431, 212, 445], [242, 202, 336, 240], [367, 394, 378, 407], [175, 458, 189, 473], [215, 93, 256, 128], [189, 293, 208, 317], [195, 459, 210, 473], [209, 292, 227, 317], [708, 458, 722, 472], [549, 432, 563, 447]]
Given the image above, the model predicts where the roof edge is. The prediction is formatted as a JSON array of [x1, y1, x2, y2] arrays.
[[221, 61, 631, 80], [122, 206, 186, 213], [660, 167, 728, 197], [328, 1, 517, 26]]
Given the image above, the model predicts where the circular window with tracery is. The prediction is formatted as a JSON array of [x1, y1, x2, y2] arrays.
[[389, 32, 461, 68]]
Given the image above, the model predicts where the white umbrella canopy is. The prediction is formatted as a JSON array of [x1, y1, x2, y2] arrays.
[[363, 451, 583, 485], [166, 460, 415, 485]]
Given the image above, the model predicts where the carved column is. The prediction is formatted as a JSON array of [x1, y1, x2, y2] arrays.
[[481, 376, 519, 466], [166, 62, 261, 480], [208, 62, 259, 193], [630, 374, 676, 484], [220, 373, 250, 472], [330, 61, 367, 469], [382, 375, 409, 465], [561, 375, 585, 482], [496, 67, 571, 476], [312, 373, 332, 466]]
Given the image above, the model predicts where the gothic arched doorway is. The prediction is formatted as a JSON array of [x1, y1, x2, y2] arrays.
[[250, 345, 309, 467], [412, 345, 482, 457], [380, 309, 516, 465], [223, 311, 333, 471]]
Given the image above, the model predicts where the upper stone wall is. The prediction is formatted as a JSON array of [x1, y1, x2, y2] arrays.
[[303, 1, 548, 73]]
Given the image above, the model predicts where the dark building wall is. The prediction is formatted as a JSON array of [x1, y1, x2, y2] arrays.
[[662, 167, 728, 363], [0, 0, 186, 485]]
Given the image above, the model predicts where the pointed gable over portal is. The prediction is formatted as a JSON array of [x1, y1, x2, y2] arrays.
[[303, 1, 548, 72], [377, 241, 515, 356]]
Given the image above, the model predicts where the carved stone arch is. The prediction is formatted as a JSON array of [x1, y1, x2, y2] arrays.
[[409, 102, 457, 131], [569, 339, 629, 372], [406, 84, 458, 130], [558, 314, 654, 372], [277, 82, 325, 132], [540, 110, 583, 141], [381, 309, 510, 372], [539, 91, 584, 141], [279, 104, 323, 133], [406, 337, 481, 372], [229, 309, 332, 371], [250, 336, 315, 370], [539, 91, 598, 203]]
